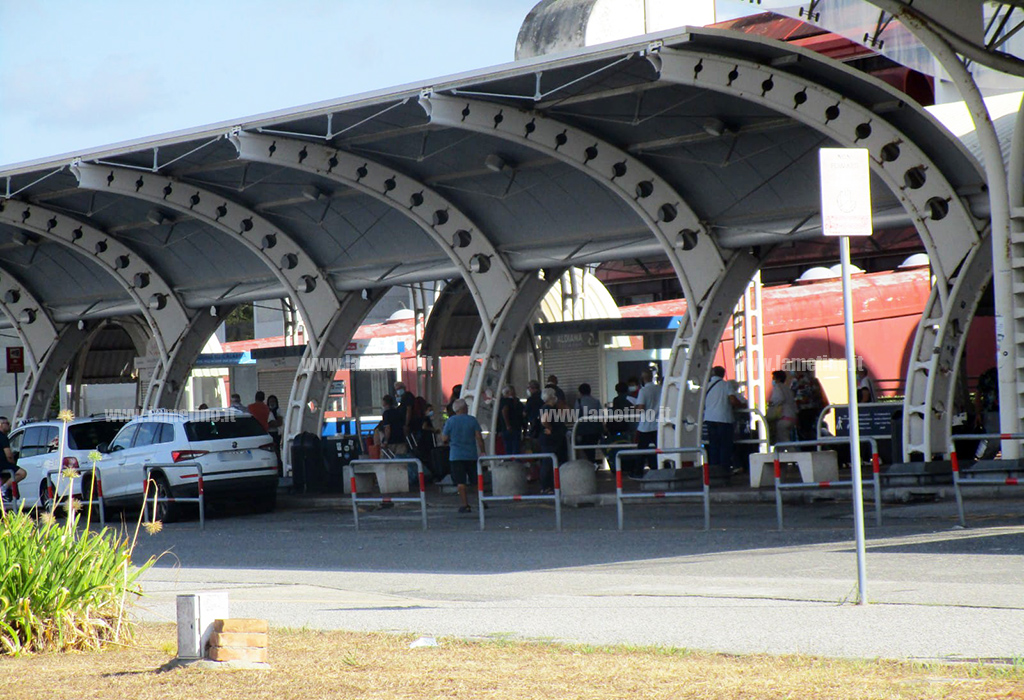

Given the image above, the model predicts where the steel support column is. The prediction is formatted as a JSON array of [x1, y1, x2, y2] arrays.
[[651, 47, 987, 461]]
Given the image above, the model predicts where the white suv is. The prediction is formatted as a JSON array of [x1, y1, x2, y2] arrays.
[[3, 417, 125, 511], [97, 410, 278, 520]]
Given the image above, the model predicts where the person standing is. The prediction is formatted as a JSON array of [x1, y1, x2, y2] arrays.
[[574, 383, 604, 463], [630, 369, 662, 475], [247, 391, 271, 431], [379, 395, 408, 456], [545, 375, 566, 403], [498, 385, 524, 455], [445, 384, 462, 420], [703, 366, 742, 471], [441, 398, 486, 513], [0, 417, 24, 503], [768, 370, 798, 445], [229, 393, 246, 412], [523, 380, 544, 442], [538, 387, 567, 493]]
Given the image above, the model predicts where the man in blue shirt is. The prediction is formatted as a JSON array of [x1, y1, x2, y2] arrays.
[[441, 398, 486, 513]]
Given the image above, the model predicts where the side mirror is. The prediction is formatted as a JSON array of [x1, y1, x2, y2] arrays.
[[96, 442, 109, 454]]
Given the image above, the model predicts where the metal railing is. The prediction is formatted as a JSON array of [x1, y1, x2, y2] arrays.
[[569, 415, 637, 462], [144, 463, 206, 530], [347, 458, 427, 531], [613, 448, 710, 531], [46, 467, 106, 526], [770, 437, 882, 530], [735, 407, 770, 452], [478, 453, 561, 532], [948, 433, 1024, 527]]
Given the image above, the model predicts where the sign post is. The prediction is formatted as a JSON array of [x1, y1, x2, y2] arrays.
[[819, 147, 872, 605], [6, 347, 23, 407]]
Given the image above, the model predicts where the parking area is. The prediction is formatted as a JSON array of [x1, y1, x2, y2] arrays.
[[127, 494, 1024, 661]]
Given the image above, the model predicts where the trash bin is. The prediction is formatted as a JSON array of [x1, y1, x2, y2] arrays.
[[291, 432, 325, 493]]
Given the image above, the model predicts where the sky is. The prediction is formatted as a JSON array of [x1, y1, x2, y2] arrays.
[[0, 1, 760, 169], [0, 1, 544, 167]]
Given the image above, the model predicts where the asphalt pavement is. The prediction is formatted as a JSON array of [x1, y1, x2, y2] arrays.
[[128, 488, 1024, 662]]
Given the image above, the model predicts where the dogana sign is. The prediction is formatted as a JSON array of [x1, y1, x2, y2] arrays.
[[819, 148, 872, 237]]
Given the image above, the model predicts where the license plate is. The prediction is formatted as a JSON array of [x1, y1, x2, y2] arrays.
[[220, 449, 252, 462]]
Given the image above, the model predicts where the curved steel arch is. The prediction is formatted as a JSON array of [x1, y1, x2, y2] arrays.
[[420, 93, 727, 308], [0, 198, 193, 409], [0, 262, 62, 418], [71, 162, 341, 351], [421, 92, 748, 450], [230, 131, 519, 333], [650, 47, 988, 458]]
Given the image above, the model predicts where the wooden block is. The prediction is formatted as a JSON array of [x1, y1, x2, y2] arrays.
[[209, 631, 268, 649], [208, 646, 269, 663], [212, 618, 269, 634]]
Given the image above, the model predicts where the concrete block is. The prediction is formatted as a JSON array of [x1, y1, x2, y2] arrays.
[[208, 646, 269, 663], [749, 450, 839, 487], [490, 461, 528, 496], [213, 618, 269, 634], [374, 463, 410, 493], [210, 631, 269, 648], [342, 468, 375, 495], [559, 459, 597, 496]]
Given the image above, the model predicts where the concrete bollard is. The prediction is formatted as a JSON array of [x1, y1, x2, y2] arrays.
[[490, 461, 528, 496], [559, 459, 598, 497]]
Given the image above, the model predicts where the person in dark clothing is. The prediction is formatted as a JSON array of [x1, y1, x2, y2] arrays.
[[538, 387, 567, 493], [498, 385, 524, 455], [523, 379, 544, 439], [0, 417, 24, 503], [445, 384, 462, 419], [378, 395, 407, 456], [609, 382, 636, 438], [574, 383, 604, 463]]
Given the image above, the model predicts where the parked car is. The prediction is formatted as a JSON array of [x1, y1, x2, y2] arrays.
[[4, 417, 125, 511], [96, 410, 279, 520]]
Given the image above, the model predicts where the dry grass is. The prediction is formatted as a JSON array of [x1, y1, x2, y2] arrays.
[[1, 624, 1022, 699]]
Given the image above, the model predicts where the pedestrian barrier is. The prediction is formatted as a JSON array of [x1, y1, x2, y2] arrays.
[[144, 463, 206, 530], [948, 433, 1024, 527], [735, 408, 770, 453], [46, 467, 106, 526], [0, 480, 20, 509], [478, 453, 561, 532], [569, 416, 637, 462], [347, 458, 427, 531], [613, 448, 710, 531], [771, 437, 882, 530]]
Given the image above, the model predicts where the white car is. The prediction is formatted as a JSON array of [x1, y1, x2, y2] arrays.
[[96, 410, 279, 520], [3, 417, 125, 512]]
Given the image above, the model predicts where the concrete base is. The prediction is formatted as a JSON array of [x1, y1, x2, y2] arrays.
[[559, 460, 597, 496], [639, 468, 694, 492], [343, 473, 375, 495], [749, 450, 839, 487], [163, 657, 271, 671], [491, 462, 528, 496]]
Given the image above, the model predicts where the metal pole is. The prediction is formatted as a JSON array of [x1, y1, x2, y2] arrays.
[[553, 457, 562, 533], [773, 453, 784, 531], [840, 236, 869, 605], [951, 451, 967, 528], [615, 453, 625, 531]]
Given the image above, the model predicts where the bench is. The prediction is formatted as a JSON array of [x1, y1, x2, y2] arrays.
[[749, 450, 839, 488]]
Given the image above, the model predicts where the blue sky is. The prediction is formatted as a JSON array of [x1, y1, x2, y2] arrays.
[[0, 1, 756, 168], [0, 1, 543, 167]]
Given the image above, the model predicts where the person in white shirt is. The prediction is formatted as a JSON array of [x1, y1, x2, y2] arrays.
[[768, 370, 798, 444], [704, 366, 743, 470], [629, 368, 662, 475]]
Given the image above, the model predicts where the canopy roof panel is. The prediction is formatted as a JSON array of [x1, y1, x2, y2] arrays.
[[0, 26, 986, 321]]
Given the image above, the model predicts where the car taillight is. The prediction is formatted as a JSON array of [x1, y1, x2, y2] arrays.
[[172, 450, 208, 463], [257, 443, 275, 452], [62, 456, 79, 470]]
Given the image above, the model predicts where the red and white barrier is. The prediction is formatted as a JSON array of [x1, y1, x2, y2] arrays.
[[613, 447, 710, 531], [348, 458, 428, 531], [948, 433, 1024, 527], [477, 453, 561, 532]]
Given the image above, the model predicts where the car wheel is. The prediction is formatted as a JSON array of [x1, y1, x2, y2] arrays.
[[148, 475, 178, 524], [38, 481, 55, 515], [251, 487, 277, 514]]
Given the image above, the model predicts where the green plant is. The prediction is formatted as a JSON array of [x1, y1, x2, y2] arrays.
[[0, 415, 159, 655]]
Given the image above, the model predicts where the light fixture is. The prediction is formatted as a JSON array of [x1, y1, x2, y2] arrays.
[[301, 185, 327, 202], [209, 306, 218, 317], [485, 154, 515, 173], [146, 209, 166, 226], [702, 117, 727, 138]]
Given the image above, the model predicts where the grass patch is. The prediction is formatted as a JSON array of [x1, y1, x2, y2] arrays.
[[0, 624, 1022, 699]]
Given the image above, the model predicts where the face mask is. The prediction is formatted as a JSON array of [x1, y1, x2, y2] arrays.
[[628, 385, 637, 391], [426, 411, 434, 417], [396, 389, 404, 397]]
